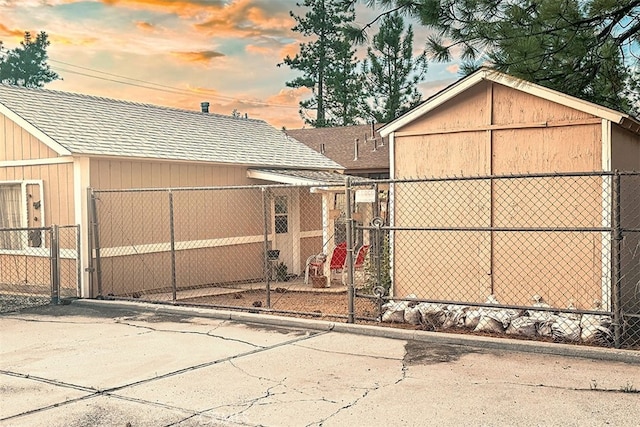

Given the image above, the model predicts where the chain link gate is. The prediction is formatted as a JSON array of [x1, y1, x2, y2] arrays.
[[0, 225, 81, 312], [353, 172, 640, 350]]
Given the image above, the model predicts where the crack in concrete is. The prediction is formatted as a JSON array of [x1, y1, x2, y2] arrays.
[[291, 343, 404, 361], [506, 382, 640, 394], [114, 319, 265, 348]]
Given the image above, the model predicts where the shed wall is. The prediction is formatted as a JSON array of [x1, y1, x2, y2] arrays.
[[392, 81, 608, 308]]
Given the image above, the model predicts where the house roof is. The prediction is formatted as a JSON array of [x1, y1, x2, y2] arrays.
[[285, 124, 389, 172], [0, 84, 343, 170], [380, 68, 640, 137]]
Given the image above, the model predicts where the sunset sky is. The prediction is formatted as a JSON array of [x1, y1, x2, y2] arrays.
[[0, 0, 461, 129]]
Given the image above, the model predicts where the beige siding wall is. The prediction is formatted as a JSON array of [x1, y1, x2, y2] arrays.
[[0, 163, 75, 227], [89, 158, 254, 189], [0, 113, 59, 161], [89, 158, 274, 295], [392, 81, 608, 308]]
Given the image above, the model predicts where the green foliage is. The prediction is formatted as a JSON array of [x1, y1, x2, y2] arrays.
[[362, 12, 428, 122], [363, 231, 391, 295], [0, 31, 59, 88], [281, 0, 365, 127], [363, 0, 640, 115]]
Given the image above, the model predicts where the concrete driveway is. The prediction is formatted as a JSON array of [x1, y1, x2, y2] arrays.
[[1, 300, 639, 427]]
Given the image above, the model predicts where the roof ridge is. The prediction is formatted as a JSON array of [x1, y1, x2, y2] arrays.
[[0, 83, 267, 123]]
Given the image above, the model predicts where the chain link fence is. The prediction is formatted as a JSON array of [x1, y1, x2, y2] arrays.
[[0, 225, 80, 313], [357, 172, 640, 349], [89, 172, 639, 349], [89, 185, 353, 320]]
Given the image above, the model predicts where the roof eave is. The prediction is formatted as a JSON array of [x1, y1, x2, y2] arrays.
[[380, 68, 633, 137]]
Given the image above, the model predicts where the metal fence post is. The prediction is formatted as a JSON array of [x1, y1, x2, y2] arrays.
[[50, 225, 60, 305], [75, 224, 82, 298], [345, 177, 355, 323], [611, 171, 623, 348], [168, 190, 177, 302], [89, 189, 103, 297], [262, 187, 271, 308]]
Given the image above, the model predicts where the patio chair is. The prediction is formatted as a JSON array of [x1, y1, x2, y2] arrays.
[[304, 241, 347, 284]]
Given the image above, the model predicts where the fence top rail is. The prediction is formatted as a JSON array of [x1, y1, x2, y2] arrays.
[[0, 226, 52, 232], [90, 182, 329, 194], [359, 225, 613, 233], [350, 170, 640, 186]]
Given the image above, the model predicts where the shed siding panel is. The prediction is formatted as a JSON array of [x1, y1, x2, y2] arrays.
[[492, 124, 602, 174], [491, 83, 594, 125], [399, 83, 489, 134], [611, 125, 640, 171], [394, 132, 490, 178]]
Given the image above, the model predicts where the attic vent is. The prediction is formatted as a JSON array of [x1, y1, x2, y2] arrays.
[[200, 102, 210, 113]]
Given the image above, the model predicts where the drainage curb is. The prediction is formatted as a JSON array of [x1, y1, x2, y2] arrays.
[[72, 299, 640, 364]]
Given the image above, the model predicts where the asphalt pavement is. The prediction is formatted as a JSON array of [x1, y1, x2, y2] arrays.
[[1, 300, 639, 427]]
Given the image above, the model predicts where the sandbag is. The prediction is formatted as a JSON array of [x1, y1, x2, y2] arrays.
[[381, 300, 407, 323], [474, 316, 504, 333], [506, 316, 537, 336], [580, 313, 613, 343], [552, 317, 581, 342]]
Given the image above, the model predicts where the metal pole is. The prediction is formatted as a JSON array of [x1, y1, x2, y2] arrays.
[[262, 187, 271, 308], [345, 177, 355, 323], [75, 224, 82, 298], [611, 171, 623, 348], [90, 190, 103, 297], [373, 183, 382, 289], [50, 226, 60, 305], [168, 191, 177, 302]]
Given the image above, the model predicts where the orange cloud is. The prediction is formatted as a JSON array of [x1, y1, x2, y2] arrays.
[[279, 42, 300, 60], [0, 23, 25, 38], [135, 21, 155, 31], [171, 50, 225, 63], [446, 64, 460, 74]]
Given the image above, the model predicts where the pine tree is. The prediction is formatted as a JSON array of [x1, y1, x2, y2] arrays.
[[0, 31, 59, 88], [281, 0, 365, 127], [361, 0, 639, 114], [362, 12, 427, 123]]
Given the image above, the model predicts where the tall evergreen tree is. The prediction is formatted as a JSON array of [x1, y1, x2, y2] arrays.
[[357, 0, 639, 114], [281, 0, 364, 127], [0, 31, 59, 88], [362, 12, 427, 122]]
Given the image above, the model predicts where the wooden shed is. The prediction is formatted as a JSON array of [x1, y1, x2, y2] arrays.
[[0, 84, 344, 297], [379, 68, 640, 310]]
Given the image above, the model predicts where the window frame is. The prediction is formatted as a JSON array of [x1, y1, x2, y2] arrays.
[[0, 179, 45, 253]]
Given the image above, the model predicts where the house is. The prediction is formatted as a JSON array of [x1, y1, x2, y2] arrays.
[[285, 124, 389, 179], [379, 68, 640, 313], [0, 84, 345, 297]]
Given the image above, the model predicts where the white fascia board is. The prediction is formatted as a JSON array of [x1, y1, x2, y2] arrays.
[[380, 68, 632, 137], [0, 105, 72, 156], [488, 72, 627, 124], [247, 169, 331, 186], [380, 70, 487, 137]]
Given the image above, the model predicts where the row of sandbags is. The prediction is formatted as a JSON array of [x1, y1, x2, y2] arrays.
[[381, 295, 613, 344]]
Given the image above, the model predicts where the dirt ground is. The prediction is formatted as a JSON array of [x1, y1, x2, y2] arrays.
[[180, 289, 379, 321]]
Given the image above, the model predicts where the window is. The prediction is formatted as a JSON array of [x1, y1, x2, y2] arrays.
[[0, 184, 23, 249], [274, 196, 288, 234]]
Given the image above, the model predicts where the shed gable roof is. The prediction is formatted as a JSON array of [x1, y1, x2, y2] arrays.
[[380, 68, 640, 137], [0, 84, 342, 170]]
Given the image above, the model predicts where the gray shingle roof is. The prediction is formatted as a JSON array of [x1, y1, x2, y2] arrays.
[[0, 84, 342, 170]]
